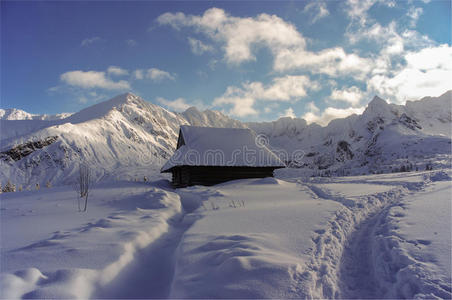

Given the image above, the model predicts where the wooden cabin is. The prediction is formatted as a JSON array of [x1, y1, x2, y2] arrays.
[[161, 126, 285, 187]]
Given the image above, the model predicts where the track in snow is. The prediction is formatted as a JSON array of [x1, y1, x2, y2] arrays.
[[93, 217, 189, 299], [337, 211, 382, 298]]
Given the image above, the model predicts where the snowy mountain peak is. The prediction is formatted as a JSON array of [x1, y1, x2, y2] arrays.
[[0, 108, 34, 120], [367, 95, 389, 109], [116, 92, 146, 105], [181, 106, 245, 128], [65, 92, 146, 124], [363, 95, 394, 119], [183, 106, 201, 114], [103, 92, 143, 106]]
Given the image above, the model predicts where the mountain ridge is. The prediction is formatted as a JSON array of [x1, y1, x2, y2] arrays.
[[0, 108, 72, 121], [1, 90, 450, 187]]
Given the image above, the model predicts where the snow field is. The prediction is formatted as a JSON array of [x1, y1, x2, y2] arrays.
[[301, 180, 406, 298], [1, 170, 450, 298], [169, 177, 409, 298], [0, 181, 182, 299], [170, 171, 450, 298], [371, 174, 451, 298], [170, 178, 344, 298]]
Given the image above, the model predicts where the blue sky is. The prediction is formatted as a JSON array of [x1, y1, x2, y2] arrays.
[[1, 0, 451, 124]]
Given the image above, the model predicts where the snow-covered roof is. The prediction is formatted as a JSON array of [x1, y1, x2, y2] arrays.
[[161, 125, 285, 172]]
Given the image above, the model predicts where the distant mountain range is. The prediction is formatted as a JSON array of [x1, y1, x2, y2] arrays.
[[1, 91, 450, 187], [249, 91, 451, 176], [0, 108, 73, 121]]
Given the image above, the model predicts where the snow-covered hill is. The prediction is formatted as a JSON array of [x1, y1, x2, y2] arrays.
[[1, 91, 451, 187], [0, 93, 190, 187]]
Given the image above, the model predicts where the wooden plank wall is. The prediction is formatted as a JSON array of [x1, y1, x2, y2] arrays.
[[171, 166, 280, 187]]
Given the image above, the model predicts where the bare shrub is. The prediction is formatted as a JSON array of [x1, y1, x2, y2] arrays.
[[3, 181, 16, 193], [210, 201, 220, 210], [73, 163, 92, 212], [229, 199, 246, 208]]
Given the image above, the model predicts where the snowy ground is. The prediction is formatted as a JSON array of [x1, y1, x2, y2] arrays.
[[0, 180, 182, 298], [1, 170, 450, 298]]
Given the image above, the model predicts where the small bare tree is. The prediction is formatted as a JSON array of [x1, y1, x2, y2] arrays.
[[73, 163, 92, 212]]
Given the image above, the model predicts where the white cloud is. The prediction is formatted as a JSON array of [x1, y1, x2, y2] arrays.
[[188, 37, 214, 55], [78, 96, 89, 104], [344, 0, 394, 27], [157, 7, 305, 64], [158, 7, 378, 82], [303, 2, 329, 23], [330, 86, 364, 106], [157, 97, 191, 112], [133, 68, 176, 82], [405, 45, 452, 70], [107, 66, 129, 76], [302, 105, 365, 126], [60, 70, 130, 90], [368, 44, 452, 102], [281, 107, 296, 118], [81, 37, 102, 47], [306, 101, 320, 113], [213, 75, 316, 117], [126, 39, 137, 47], [216, 97, 258, 117], [347, 13, 433, 53], [146, 68, 175, 81], [274, 47, 373, 79], [344, 0, 377, 26], [78, 92, 106, 104], [407, 6, 423, 27], [208, 59, 218, 70], [133, 69, 144, 80], [47, 86, 60, 93], [222, 75, 315, 102]]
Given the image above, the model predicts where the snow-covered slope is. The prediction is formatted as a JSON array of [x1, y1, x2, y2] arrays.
[[180, 106, 245, 128], [0, 93, 190, 187], [0, 108, 72, 121], [1, 91, 451, 187]]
